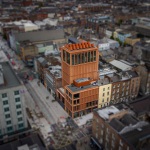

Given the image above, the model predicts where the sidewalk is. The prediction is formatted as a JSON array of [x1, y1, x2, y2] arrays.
[[29, 79, 68, 123]]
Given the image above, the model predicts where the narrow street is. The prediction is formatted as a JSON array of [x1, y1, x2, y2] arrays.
[[25, 82, 56, 124]]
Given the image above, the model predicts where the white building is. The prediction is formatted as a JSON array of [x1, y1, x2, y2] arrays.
[[98, 38, 110, 51], [105, 29, 114, 38], [0, 62, 27, 136]]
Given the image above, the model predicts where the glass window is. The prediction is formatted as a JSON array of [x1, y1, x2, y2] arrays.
[[6, 120, 11, 125], [2, 93, 7, 98], [88, 51, 91, 62], [7, 126, 13, 132], [63, 50, 66, 61], [14, 91, 19, 95], [15, 97, 20, 102], [67, 52, 70, 64], [75, 54, 78, 65], [69, 93, 72, 98], [74, 93, 80, 99], [66, 90, 68, 95], [82, 53, 84, 63], [72, 55, 75, 65], [93, 51, 96, 61], [4, 107, 9, 112], [18, 123, 24, 128], [3, 100, 8, 105], [18, 117, 23, 122], [91, 51, 93, 61], [16, 105, 21, 109], [5, 114, 10, 118], [17, 111, 22, 115], [85, 52, 87, 63], [77, 54, 81, 64]]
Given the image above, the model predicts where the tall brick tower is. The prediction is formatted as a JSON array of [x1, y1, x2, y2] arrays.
[[61, 42, 99, 87]]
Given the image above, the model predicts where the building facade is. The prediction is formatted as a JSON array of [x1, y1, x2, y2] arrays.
[[125, 37, 140, 46], [98, 78, 112, 108], [92, 104, 150, 150], [110, 74, 131, 104], [117, 32, 131, 43], [45, 66, 62, 96], [0, 62, 27, 137], [65, 83, 98, 118], [61, 42, 99, 87], [60, 42, 99, 118]]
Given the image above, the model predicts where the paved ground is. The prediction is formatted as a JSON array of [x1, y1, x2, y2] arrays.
[[28, 79, 69, 124], [25, 82, 56, 124]]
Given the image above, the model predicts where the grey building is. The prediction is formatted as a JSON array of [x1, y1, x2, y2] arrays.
[[0, 62, 27, 137], [9, 29, 65, 52], [45, 65, 62, 95]]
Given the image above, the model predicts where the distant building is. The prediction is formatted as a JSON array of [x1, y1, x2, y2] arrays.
[[134, 65, 150, 95], [117, 31, 131, 43], [135, 24, 150, 37], [97, 38, 110, 51], [22, 0, 32, 7], [0, 62, 27, 138], [109, 60, 133, 71], [78, 3, 111, 12], [105, 28, 115, 38], [125, 36, 140, 46], [87, 15, 112, 33], [9, 29, 65, 53], [133, 42, 150, 62], [92, 103, 150, 150], [36, 57, 49, 84], [130, 96, 150, 121]]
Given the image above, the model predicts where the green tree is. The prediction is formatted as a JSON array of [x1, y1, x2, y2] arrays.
[[110, 32, 114, 39], [115, 38, 122, 45], [117, 19, 123, 26]]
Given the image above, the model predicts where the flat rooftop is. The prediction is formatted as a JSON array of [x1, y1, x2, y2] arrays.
[[0, 62, 21, 89], [109, 60, 132, 71], [130, 96, 150, 115], [67, 82, 98, 92], [99, 67, 117, 77], [0, 133, 46, 150], [97, 106, 120, 120]]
